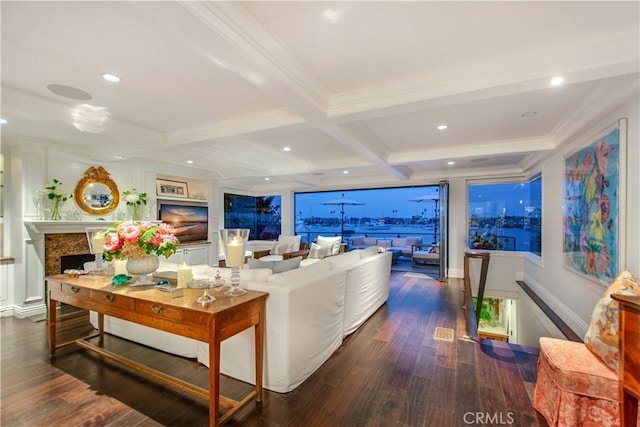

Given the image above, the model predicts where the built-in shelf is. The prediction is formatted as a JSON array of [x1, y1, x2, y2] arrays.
[[156, 196, 207, 204]]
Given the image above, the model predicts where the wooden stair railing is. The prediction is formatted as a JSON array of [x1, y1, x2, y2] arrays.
[[463, 251, 490, 340]]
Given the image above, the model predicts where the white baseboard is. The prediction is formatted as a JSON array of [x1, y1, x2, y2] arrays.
[[2, 303, 47, 319]]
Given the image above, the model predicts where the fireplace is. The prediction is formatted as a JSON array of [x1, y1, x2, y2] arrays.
[[44, 233, 92, 276]]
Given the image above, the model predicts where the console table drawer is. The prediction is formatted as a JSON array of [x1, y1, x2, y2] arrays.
[[134, 300, 183, 321], [60, 283, 91, 298], [90, 290, 131, 309]]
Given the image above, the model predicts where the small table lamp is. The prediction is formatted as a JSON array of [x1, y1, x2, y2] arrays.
[[219, 229, 250, 296]]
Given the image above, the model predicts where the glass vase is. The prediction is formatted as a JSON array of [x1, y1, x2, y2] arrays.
[[128, 204, 141, 221], [49, 198, 64, 221]]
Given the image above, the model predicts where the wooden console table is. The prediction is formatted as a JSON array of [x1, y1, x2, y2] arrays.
[[46, 274, 267, 426], [612, 293, 640, 427]]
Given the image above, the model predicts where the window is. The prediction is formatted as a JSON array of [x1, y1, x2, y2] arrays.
[[294, 185, 439, 247], [468, 175, 541, 256], [223, 193, 281, 240]]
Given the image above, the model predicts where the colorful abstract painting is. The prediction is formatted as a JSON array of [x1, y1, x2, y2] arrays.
[[563, 119, 626, 286]]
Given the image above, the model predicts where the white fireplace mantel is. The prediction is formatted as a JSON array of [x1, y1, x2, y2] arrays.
[[23, 220, 116, 236]]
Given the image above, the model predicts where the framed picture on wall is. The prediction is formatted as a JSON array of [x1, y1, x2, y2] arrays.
[[156, 179, 189, 198], [562, 118, 627, 286]]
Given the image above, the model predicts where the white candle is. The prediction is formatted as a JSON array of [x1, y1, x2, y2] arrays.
[[113, 259, 127, 276], [92, 235, 104, 254], [177, 263, 193, 288], [226, 241, 244, 267]]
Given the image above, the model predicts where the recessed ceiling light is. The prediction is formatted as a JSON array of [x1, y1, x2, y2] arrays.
[[113, 155, 126, 160], [283, 147, 291, 152], [521, 111, 537, 118], [343, 170, 349, 174], [0, 118, 7, 124], [265, 177, 270, 181], [550, 76, 564, 86], [447, 161, 455, 165], [102, 73, 121, 83], [186, 160, 194, 164], [437, 124, 448, 130]]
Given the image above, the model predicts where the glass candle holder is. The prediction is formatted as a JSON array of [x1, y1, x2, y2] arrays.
[[219, 229, 250, 296], [86, 228, 107, 275]]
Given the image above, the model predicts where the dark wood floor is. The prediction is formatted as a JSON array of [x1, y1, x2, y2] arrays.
[[1, 272, 546, 426]]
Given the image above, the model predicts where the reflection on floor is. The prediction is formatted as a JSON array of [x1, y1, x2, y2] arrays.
[[391, 256, 440, 279]]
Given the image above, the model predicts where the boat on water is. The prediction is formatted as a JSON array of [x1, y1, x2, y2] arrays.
[[363, 219, 391, 230]]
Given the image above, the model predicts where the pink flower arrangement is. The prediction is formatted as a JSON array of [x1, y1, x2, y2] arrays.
[[101, 221, 180, 261]]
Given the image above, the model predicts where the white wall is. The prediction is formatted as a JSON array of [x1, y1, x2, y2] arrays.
[[523, 96, 640, 338]]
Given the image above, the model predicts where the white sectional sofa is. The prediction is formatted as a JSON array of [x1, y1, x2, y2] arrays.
[[89, 248, 392, 393]]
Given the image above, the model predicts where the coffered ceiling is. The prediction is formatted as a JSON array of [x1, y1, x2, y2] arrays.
[[2, 1, 638, 192]]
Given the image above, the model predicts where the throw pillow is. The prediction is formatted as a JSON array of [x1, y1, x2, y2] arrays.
[[317, 236, 342, 255], [276, 235, 301, 252], [248, 257, 275, 270], [270, 242, 290, 255], [309, 243, 331, 259], [272, 256, 302, 274], [248, 256, 302, 274], [584, 270, 640, 370]]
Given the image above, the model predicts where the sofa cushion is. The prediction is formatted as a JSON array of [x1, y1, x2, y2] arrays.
[[362, 237, 378, 246], [309, 242, 331, 259], [391, 238, 407, 247], [583, 270, 639, 370], [377, 239, 392, 248], [406, 236, 421, 246], [350, 236, 365, 247], [248, 256, 302, 274], [317, 236, 342, 255]]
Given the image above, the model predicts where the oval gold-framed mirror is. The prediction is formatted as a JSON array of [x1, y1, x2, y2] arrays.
[[74, 166, 120, 215]]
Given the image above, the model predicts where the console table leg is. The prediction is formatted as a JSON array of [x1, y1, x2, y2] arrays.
[[48, 297, 57, 357], [255, 314, 264, 402], [209, 324, 221, 427]]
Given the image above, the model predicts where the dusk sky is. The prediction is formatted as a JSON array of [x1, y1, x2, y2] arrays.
[[294, 182, 539, 220], [295, 186, 440, 220]]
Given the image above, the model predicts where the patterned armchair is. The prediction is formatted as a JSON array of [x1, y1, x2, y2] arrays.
[[534, 271, 640, 426]]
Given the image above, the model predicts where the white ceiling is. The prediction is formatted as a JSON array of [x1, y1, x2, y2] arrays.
[[2, 1, 639, 192]]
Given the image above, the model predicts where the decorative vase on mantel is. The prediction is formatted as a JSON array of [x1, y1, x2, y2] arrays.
[[126, 254, 159, 286], [128, 204, 141, 221], [49, 198, 65, 221]]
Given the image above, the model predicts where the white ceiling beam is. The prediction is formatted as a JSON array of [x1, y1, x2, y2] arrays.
[[388, 136, 555, 165]]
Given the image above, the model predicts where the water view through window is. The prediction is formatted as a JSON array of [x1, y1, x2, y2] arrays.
[[224, 193, 281, 240], [294, 186, 440, 247], [468, 176, 542, 256]]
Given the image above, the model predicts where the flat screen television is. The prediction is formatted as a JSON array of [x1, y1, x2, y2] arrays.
[[159, 203, 209, 243]]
